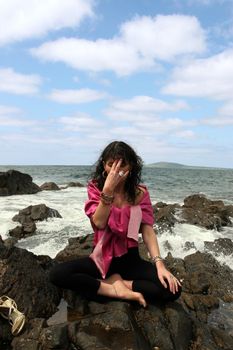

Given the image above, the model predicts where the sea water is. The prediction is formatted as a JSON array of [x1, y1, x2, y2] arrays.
[[0, 165, 233, 269]]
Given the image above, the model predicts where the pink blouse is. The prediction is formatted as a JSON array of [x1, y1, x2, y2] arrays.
[[84, 181, 154, 278]]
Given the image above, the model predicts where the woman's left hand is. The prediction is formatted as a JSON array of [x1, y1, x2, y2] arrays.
[[156, 264, 182, 294]]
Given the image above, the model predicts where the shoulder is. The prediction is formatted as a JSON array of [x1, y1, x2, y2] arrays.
[[135, 184, 149, 204]]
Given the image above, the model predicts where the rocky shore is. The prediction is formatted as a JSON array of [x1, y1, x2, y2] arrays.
[[0, 170, 233, 349]]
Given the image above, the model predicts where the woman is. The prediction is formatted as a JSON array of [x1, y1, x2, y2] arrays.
[[50, 141, 182, 307]]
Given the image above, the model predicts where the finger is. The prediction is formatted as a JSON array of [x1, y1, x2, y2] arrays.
[[121, 170, 129, 180], [168, 277, 175, 294], [111, 159, 119, 171], [159, 276, 167, 289], [115, 158, 122, 168]]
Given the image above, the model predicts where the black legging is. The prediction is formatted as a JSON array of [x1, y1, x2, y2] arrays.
[[49, 248, 181, 302]]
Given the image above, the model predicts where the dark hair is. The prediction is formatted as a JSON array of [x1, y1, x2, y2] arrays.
[[92, 141, 143, 203]]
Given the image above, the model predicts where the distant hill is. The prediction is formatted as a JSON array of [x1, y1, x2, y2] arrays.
[[146, 162, 214, 169]]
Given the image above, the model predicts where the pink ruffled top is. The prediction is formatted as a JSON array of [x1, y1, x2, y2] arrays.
[[84, 181, 154, 278]]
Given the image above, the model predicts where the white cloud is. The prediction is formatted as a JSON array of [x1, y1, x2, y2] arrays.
[[162, 49, 233, 100], [31, 14, 206, 76], [0, 68, 42, 95], [0, 105, 21, 116], [31, 37, 154, 76], [0, 0, 94, 46], [48, 88, 107, 104], [202, 117, 233, 126], [120, 15, 206, 61], [105, 96, 189, 123], [59, 113, 104, 132], [201, 101, 233, 126]]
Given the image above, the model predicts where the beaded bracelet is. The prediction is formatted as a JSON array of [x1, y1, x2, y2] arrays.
[[100, 191, 114, 205], [151, 255, 163, 264]]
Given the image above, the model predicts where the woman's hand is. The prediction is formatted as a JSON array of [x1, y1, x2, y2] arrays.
[[103, 159, 129, 194], [156, 263, 182, 294]]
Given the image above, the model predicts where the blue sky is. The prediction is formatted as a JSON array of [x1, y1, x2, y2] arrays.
[[0, 0, 233, 167]]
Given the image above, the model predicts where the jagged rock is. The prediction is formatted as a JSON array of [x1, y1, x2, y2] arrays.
[[8, 222, 36, 239], [0, 235, 232, 350], [60, 181, 85, 189], [12, 204, 62, 224], [153, 194, 233, 232], [0, 241, 61, 322], [40, 182, 60, 191], [204, 238, 233, 256], [9, 204, 62, 239], [0, 170, 41, 196], [55, 234, 93, 262]]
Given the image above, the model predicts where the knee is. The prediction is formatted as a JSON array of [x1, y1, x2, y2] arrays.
[[165, 284, 182, 302]]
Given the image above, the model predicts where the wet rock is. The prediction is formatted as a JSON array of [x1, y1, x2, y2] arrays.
[[55, 234, 93, 262], [1, 232, 233, 349], [153, 203, 181, 232], [9, 204, 62, 239], [40, 182, 60, 191], [12, 203, 62, 224], [153, 194, 233, 232], [184, 241, 197, 251], [8, 222, 36, 239], [0, 243, 61, 322], [204, 238, 233, 256], [0, 170, 41, 196], [60, 181, 85, 189]]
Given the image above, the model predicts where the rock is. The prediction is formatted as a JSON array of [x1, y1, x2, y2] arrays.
[[153, 203, 181, 232], [40, 182, 60, 191], [9, 204, 62, 239], [8, 222, 36, 239], [60, 181, 85, 189], [204, 238, 233, 256], [153, 194, 233, 232], [55, 234, 93, 262], [0, 242, 61, 321], [1, 235, 233, 350], [12, 204, 62, 223], [0, 170, 41, 196]]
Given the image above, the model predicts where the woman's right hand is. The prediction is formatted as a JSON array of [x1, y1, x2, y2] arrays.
[[103, 159, 129, 194]]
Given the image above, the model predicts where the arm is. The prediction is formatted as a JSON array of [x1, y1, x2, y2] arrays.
[[141, 224, 181, 294], [91, 159, 129, 229]]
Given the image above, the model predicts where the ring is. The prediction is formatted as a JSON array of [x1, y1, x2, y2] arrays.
[[118, 171, 124, 177]]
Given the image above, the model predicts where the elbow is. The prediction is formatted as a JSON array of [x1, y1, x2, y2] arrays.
[[91, 217, 107, 230]]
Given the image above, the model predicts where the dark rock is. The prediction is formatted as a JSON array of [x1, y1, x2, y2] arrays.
[[12, 203, 62, 223], [204, 238, 233, 256], [10, 204, 62, 239], [153, 194, 233, 232], [1, 231, 233, 349], [0, 243, 61, 321], [0, 170, 41, 196], [55, 234, 93, 262], [8, 222, 36, 239], [184, 241, 197, 251], [60, 181, 85, 189], [153, 203, 181, 232], [40, 182, 60, 191]]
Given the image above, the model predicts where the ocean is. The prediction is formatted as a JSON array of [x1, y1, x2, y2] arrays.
[[0, 165, 233, 269]]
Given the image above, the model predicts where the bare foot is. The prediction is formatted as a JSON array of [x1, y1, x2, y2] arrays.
[[103, 274, 133, 290], [113, 280, 147, 308], [103, 273, 123, 284]]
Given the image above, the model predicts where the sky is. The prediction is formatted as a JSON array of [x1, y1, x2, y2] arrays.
[[0, 0, 233, 167]]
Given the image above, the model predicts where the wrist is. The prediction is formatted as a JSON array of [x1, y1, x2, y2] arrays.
[[155, 260, 165, 268], [102, 187, 114, 196], [100, 191, 114, 205]]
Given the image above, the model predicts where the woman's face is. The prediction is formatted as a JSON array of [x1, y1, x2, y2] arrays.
[[103, 158, 131, 175]]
